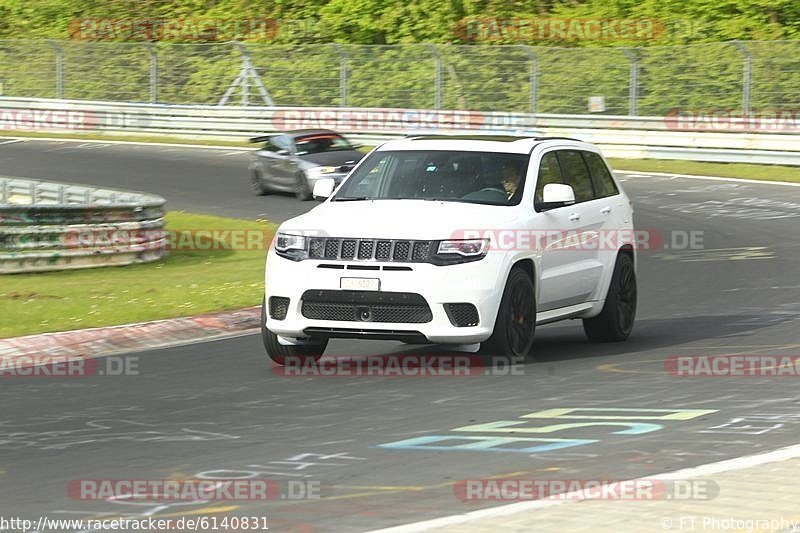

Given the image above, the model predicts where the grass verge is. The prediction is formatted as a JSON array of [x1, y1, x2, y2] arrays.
[[608, 158, 800, 183], [0, 212, 275, 338], [3, 131, 375, 151]]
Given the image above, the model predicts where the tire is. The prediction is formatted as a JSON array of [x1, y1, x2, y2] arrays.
[[583, 252, 637, 342], [250, 170, 269, 196], [295, 172, 312, 201], [481, 267, 536, 357], [261, 297, 327, 365]]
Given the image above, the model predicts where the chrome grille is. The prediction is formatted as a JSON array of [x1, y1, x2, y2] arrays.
[[341, 239, 356, 259], [358, 240, 374, 259], [376, 240, 391, 260], [412, 241, 430, 261], [393, 241, 410, 261], [308, 238, 432, 262], [324, 239, 339, 259]]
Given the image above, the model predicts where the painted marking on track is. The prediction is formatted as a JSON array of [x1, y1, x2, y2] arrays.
[[365, 442, 800, 533], [597, 343, 800, 375], [616, 170, 800, 188], [0, 139, 23, 145]]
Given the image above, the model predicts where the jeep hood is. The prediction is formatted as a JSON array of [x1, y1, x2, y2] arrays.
[[278, 200, 522, 240]]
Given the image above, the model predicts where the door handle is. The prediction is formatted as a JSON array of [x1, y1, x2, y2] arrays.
[[601, 206, 612, 215], [568, 213, 581, 222]]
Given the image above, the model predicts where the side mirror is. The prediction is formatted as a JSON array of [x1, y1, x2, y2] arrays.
[[540, 183, 576, 210], [313, 178, 336, 201]]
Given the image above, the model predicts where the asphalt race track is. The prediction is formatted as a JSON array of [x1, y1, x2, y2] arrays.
[[2, 139, 800, 532]]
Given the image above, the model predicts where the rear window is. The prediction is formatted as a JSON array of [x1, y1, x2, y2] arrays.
[[294, 134, 353, 155]]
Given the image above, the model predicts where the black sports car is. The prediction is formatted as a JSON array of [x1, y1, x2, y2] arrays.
[[248, 129, 364, 200]]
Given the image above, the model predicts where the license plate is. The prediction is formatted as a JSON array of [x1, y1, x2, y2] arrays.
[[340, 277, 380, 291]]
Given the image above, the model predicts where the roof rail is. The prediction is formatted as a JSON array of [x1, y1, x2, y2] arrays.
[[402, 134, 534, 142], [531, 136, 584, 142]]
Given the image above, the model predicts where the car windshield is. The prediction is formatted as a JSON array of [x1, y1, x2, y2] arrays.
[[332, 150, 528, 206], [294, 133, 354, 155]]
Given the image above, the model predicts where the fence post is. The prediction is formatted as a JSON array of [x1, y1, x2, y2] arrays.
[[427, 44, 443, 109], [521, 46, 538, 114], [48, 40, 64, 99], [333, 44, 348, 106], [733, 41, 752, 115], [238, 43, 250, 106], [622, 48, 639, 116], [146, 44, 158, 104]]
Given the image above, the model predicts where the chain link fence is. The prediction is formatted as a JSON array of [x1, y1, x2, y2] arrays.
[[1, 40, 799, 114]]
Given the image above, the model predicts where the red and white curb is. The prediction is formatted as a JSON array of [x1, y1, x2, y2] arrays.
[[0, 306, 260, 365]]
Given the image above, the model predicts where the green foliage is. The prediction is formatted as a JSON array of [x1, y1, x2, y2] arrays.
[[1, 2, 799, 113], [3, 0, 800, 44]]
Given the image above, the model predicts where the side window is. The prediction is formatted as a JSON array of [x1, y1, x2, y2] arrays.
[[270, 135, 291, 153], [582, 151, 619, 198], [534, 151, 563, 208], [557, 150, 595, 203]]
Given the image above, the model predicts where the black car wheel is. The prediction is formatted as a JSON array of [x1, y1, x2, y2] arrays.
[[583, 252, 637, 342], [295, 172, 312, 201], [481, 267, 536, 357], [250, 170, 269, 196], [261, 297, 327, 365]]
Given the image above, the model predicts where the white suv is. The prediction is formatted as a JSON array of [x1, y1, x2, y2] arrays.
[[262, 136, 637, 364]]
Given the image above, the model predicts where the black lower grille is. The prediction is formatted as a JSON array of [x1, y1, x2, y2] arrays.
[[301, 290, 432, 323], [444, 303, 480, 327], [269, 296, 290, 320]]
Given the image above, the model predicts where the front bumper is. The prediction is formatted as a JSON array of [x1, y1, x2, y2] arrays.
[[264, 250, 507, 344]]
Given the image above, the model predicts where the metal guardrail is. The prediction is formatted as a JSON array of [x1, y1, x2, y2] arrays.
[[1, 97, 799, 165], [0, 176, 167, 273]]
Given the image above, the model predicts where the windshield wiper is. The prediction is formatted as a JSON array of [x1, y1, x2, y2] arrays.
[[331, 196, 375, 202]]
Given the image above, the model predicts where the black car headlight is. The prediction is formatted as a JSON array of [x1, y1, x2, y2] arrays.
[[274, 232, 308, 261], [430, 239, 489, 265]]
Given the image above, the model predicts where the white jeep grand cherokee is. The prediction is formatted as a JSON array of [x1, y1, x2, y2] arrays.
[[262, 136, 637, 364]]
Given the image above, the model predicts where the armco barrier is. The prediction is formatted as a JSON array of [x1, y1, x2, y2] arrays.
[[0, 176, 167, 273], [1, 97, 800, 165]]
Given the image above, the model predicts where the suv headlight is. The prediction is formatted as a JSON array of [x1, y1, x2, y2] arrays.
[[431, 239, 489, 265], [274, 232, 308, 261]]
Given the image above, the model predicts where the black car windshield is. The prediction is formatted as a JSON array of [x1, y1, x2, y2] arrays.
[[332, 150, 529, 206], [294, 133, 354, 155]]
